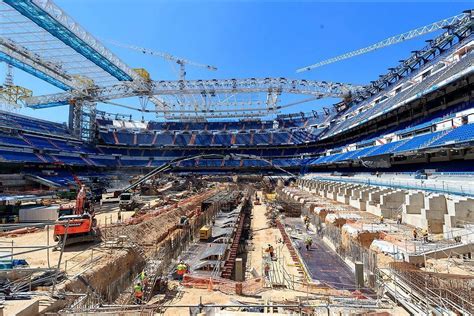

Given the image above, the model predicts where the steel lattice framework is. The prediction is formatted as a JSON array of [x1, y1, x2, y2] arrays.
[[297, 11, 473, 72], [0, 0, 366, 123], [23, 78, 363, 108], [2, 0, 470, 126]]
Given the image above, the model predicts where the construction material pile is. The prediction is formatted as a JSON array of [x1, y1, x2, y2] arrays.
[[101, 190, 216, 246]]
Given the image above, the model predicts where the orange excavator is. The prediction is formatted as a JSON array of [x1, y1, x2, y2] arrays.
[[53, 185, 99, 247]]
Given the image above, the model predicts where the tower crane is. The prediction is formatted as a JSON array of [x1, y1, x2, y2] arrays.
[[0, 62, 32, 110], [297, 10, 473, 72], [107, 40, 217, 80]]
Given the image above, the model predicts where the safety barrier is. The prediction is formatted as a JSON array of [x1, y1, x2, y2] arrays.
[[182, 274, 264, 296]]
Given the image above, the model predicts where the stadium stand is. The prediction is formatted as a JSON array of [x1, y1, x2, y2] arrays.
[[0, 38, 472, 173]]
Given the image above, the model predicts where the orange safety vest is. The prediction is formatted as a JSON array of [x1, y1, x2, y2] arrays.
[[177, 264, 186, 275], [134, 285, 143, 298]]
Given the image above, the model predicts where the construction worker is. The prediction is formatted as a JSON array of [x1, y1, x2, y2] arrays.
[[140, 271, 148, 288], [303, 215, 310, 230], [422, 228, 429, 243], [176, 261, 187, 281], [412, 229, 418, 240], [305, 236, 313, 251], [267, 244, 275, 260], [396, 214, 402, 225], [316, 224, 322, 236], [303, 215, 310, 225], [264, 262, 270, 278], [379, 216, 384, 224], [134, 282, 143, 304]]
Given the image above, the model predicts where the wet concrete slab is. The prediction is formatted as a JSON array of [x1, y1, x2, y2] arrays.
[[285, 218, 356, 290]]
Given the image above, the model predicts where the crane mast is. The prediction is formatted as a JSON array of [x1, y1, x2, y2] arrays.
[[297, 11, 473, 72], [106, 40, 217, 80]]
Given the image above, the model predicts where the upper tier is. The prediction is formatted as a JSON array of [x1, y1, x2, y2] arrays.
[[96, 111, 334, 132], [0, 110, 71, 138], [322, 40, 474, 139]]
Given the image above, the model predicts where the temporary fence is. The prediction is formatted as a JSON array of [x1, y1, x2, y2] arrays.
[[181, 273, 265, 296]]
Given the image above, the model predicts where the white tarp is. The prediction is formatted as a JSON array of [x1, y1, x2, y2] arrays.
[[325, 213, 362, 223], [370, 239, 404, 260], [342, 224, 360, 237]]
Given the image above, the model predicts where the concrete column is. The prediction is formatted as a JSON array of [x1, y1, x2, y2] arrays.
[[355, 262, 364, 289], [402, 191, 425, 228], [235, 258, 244, 281], [444, 197, 474, 241], [366, 189, 392, 215], [420, 194, 448, 233], [379, 190, 407, 218]]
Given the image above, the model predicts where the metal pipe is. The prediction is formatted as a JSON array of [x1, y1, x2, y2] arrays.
[[51, 220, 70, 295], [0, 246, 57, 249], [0, 245, 57, 259], [95, 302, 384, 310]]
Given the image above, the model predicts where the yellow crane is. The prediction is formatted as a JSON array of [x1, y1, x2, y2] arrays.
[[0, 63, 32, 108]]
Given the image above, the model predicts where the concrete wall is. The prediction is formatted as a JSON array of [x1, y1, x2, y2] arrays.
[[299, 179, 472, 235], [420, 194, 448, 233], [444, 197, 474, 241]]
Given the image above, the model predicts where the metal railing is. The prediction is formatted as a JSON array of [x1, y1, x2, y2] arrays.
[[389, 262, 474, 314], [311, 176, 474, 197]]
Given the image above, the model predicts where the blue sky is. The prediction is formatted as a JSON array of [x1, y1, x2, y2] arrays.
[[6, 0, 470, 123]]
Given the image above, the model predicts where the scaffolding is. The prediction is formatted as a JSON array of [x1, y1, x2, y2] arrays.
[[389, 261, 474, 314]]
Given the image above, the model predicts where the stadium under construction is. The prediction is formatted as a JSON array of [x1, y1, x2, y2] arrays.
[[0, 1, 473, 315]]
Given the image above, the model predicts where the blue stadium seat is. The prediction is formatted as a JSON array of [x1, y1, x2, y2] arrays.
[[224, 159, 241, 167], [179, 160, 196, 167], [394, 131, 444, 153], [23, 135, 58, 150], [98, 147, 127, 155], [55, 155, 87, 165], [0, 149, 43, 163], [365, 140, 406, 157], [174, 134, 191, 146], [198, 159, 222, 167], [99, 131, 116, 144], [272, 132, 290, 144], [91, 157, 118, 167], [213, 134, 232, 146], [0, 135, 30, 148], [235, 133, 251, 145], [121, 159, 149, 167], [137, 133, 154, 145], [51, 139, 80, 151], [155, 133, 174, 146], [195, 134, 213, 146], [116, 132, 134, 145], [429, 124, 474, 147], [253, 133, 270, 145]]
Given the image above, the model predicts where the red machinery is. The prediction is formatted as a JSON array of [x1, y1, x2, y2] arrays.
[[53, 185, 99, 246]]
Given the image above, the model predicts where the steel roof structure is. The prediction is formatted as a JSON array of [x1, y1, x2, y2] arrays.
[[0, 0, 363, 126]]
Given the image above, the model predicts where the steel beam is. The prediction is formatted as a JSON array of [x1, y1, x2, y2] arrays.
[[23, 78, 365, 108], [297, 11, 473, 72], [0, 36, 78, 90], [4, 0, 140, 82]]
